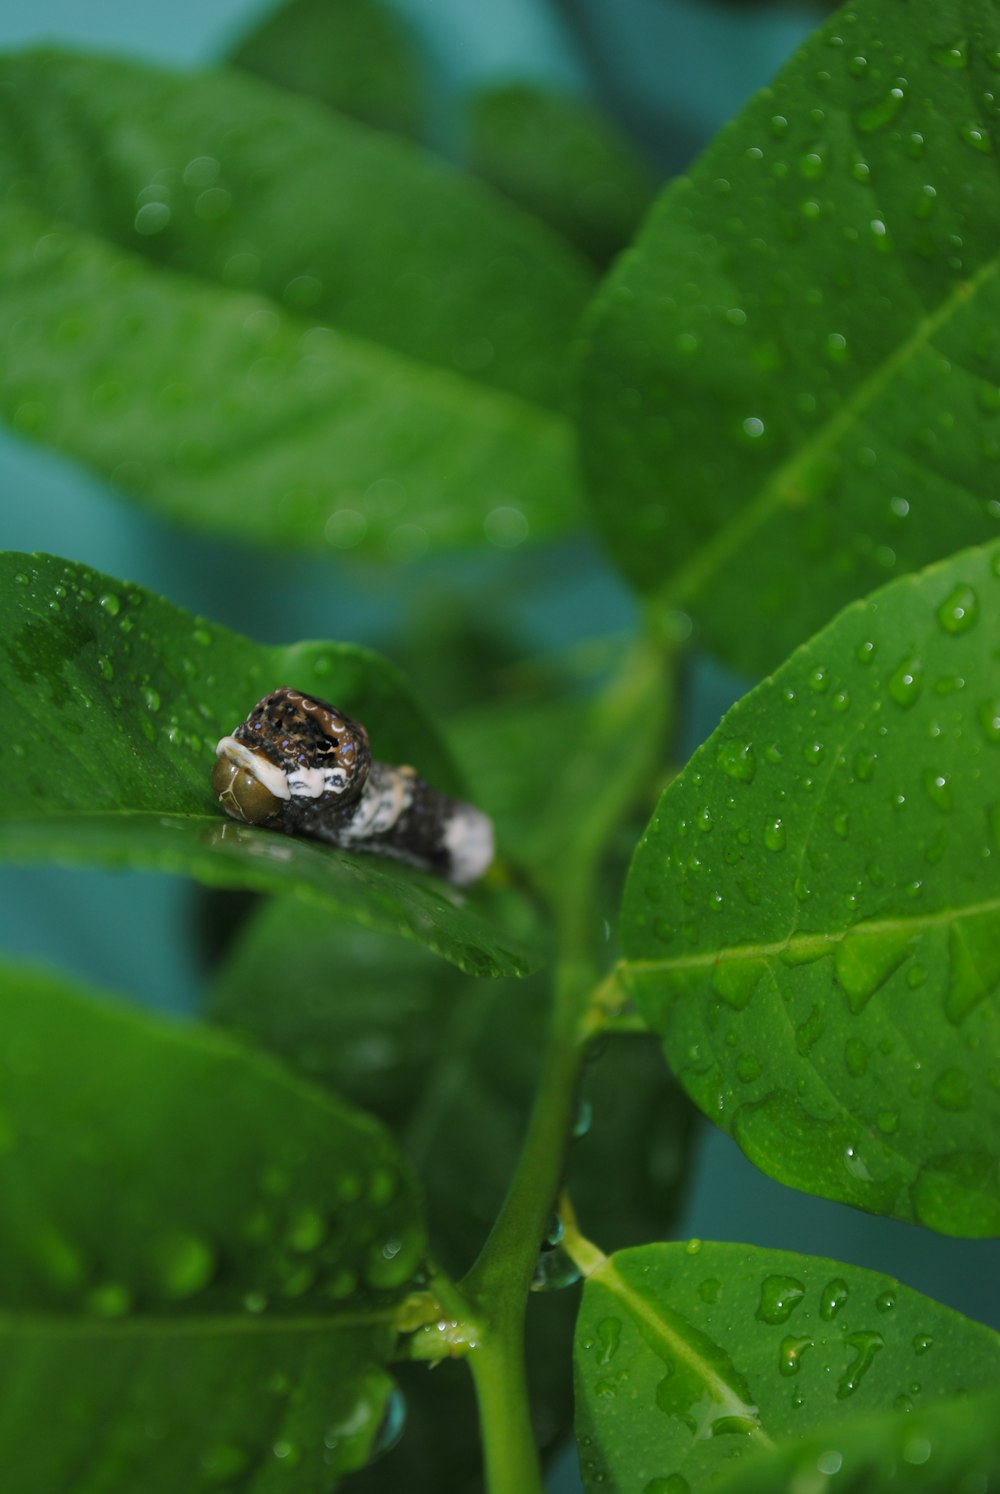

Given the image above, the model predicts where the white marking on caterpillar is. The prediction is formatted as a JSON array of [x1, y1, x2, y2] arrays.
[[214, 735, 290, 800]]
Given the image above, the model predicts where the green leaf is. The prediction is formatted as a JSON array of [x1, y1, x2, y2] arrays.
[[0, 553, 540, 978], [228, 0, 424, 139], [574, 1241, 1000, 1493], [467, 83, 656, 264], [210, 899, 695, 1490], [0, 961, 422, 1492], [621, 542, 1000, 1235], [578, 0, 1000, 674], [712, 1383, 1000, 1494], [0, 49, 593, 409], [0, 49, 594, 556], [0, 203, 577, 559]]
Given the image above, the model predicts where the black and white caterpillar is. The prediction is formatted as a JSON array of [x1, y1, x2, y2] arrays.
[[211, 687, 494, 886]]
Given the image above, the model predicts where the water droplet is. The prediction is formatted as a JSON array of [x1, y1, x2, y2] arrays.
[[199, 1442, 249, 1484], [685, 1238, 703, 1256], [932, 1066, 972, 1111], [597, 1318, 622, 1364], [820, 1278, 849, 1320], [572, 1098, 593, 1139], [763, 818, 786, 852], [755, 1275, 805, 1324], [371, 1387, 407, 1460], [978, 698, 1000, 742], [151, 1231, 215, 1300], [134, 201, 171, 235], [875, 1288, 896, 1313], [844, 1038, 869, 1078], [913, 1333, 933, 1354], [936, 582, 978, 633], [530, 1246, 581, 1291], [959, 122, 993, 152], [837, 1331, 885, 1397], [779, 1335, 814, 1376], [888, 657, 923, 708], [99, 592, 121, 617], [286, 1206, 326, 1253], [716, 739, 756, 783], [711, 958, 765, 1011], [698, 1277, 722, 1304], [856, 638, 877, 665], [923, 770, 953, 811], [930, 40, 968, 67], [835, 924, 911, 1012], [85, 1282, 132, 1317], [855, 83, 907, 132]]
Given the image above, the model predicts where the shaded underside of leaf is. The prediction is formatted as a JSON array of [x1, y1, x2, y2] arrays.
[[578, 0, 1000, 674], [621, 543, 1000, 1233], [0, 48, 595, 411], [227, 0, 424, 139], [0, 552, 541, 977], [0, 204, 578, 558], [574, 1241, 1000, 1493], [0, 962, 421, 1490]]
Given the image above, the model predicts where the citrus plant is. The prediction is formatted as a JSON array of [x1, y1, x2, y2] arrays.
[[1, 0, 999, 1490]]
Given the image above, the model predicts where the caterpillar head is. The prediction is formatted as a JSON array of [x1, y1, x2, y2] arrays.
[[212, 687, 371, 825]]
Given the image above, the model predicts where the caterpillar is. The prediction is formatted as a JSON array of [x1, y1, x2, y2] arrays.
[[211, 687, 494, 886]]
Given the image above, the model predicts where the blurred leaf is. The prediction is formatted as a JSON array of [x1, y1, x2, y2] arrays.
[[0, 205, 577, 560], [228, 0, 424, 138], [0, 552, 541, 978], [0, 962, 422, 1492], [210, 899, 695, 1491], [621, 543, 1000, 1234], [574, 1241, 1000, 1492], [467, 83, 656, 264], [578, 0, 1000, 674], [0, 49, 593, 409], [0, 49, 594, 557], [713, 1383, 1000, 1494]]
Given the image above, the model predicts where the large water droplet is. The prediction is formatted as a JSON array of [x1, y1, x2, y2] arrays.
[[888, 657, 923, 708], [717, 739, 756, 783], [779, 1335, 814, 1376], [936, 583, 979, 633], [835, 925, 912, 1012], [837, 1331, 884, 1397], [597, 1317, 622, 1365], [959, 122, 994, 152], [755, 1275, 805, 1324], [855, 83, 907, 132], [820, 1278, 849, 1321], [152, 1231, 215, 1300], [763, 817, 786, 852], [929, 40, 968, 67]]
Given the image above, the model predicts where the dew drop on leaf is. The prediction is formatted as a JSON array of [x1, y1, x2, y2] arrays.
[[837, 1331, 884, 1398], [936, 583, 979, 633], [887, 657, 923, 708], [755, 1274, 805, 1324], [819, 1278, 849, 1321]]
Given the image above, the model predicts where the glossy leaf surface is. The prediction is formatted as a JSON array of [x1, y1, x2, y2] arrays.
[[0, 48, 592, 555], [467, 83, 655, 264], [0, 553, 539, 977], [622, 543, 1000, 1234], [574, 1242, 1000, 1492], [0, 202, 577, 559], [210, 898, 695, 1490], [713, 1383, 1000, 1494], [229, 0, 423, 138], [579, 0, 1000, 673], [0, 962, 420, 1492]]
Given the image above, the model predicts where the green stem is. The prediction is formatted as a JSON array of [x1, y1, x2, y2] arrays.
[[461, 623, 683, 1494]]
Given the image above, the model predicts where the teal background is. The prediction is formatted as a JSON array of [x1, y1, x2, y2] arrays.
[[1, 3, 997, 1489]]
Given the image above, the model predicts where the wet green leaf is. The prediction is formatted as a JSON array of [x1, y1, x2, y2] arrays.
[[713, 1383, 1000, 1494], [574, 1242, 1000, 1493], [229, 0, 424, 139], [0, 962, 420, 1493], [621, 542, 1000, 1234], [579, 0, 1000, 674], [0, 49, 593, 555], [467, 83, 656, 264], [210, 900, 694, 1491], [0, 553, 540, 978]]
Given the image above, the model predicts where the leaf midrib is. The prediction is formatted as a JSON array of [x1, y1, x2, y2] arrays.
[[623, 891, 1000, 978], [0, 1308, 395, 1341], [664, 256, 999, 610], [586, 1250, 776, 1451]]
